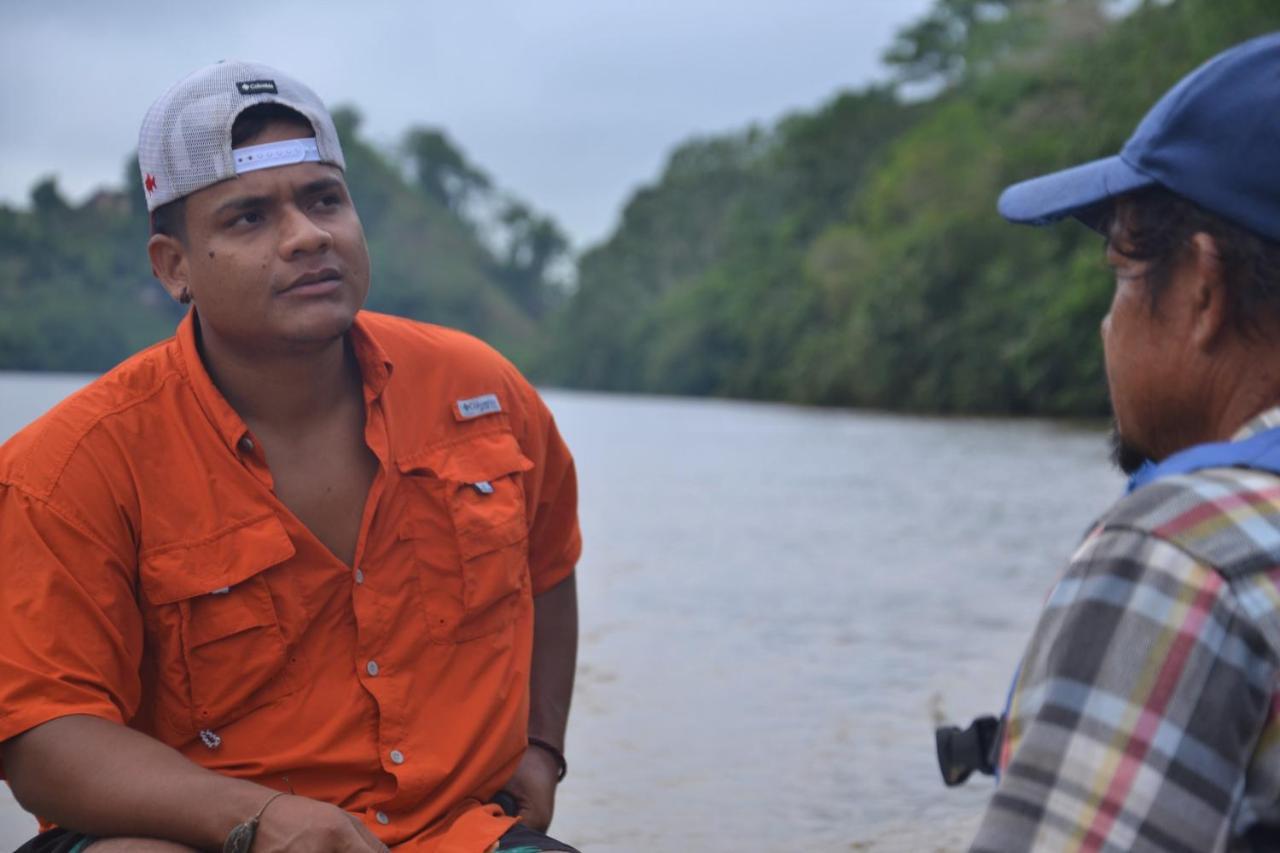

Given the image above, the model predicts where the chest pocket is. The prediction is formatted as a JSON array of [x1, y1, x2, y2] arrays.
[[397, 428, 535, 641], [139, 514, 298, 734]]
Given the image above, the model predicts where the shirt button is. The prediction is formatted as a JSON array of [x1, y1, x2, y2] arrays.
[[375, 811, 390, 825], [238, 437, 254, 453], [366, 660, 379, 677], [354, 568, 365, 584], [389, 749, 405, 765]]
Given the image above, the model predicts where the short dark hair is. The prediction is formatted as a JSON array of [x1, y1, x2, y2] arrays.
[[149, 103, 315, 242], [150, 197, 187, 242], [1109, 186, 1280, 339], [229, 102, 314, 149]]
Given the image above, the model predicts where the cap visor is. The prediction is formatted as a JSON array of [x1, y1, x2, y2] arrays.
[[998, 155, 1156, 231]]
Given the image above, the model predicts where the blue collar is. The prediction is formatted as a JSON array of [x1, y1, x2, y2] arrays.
[[1126, 425, 1280, 493]]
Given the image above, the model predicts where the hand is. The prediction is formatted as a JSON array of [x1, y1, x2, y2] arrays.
[[501, 744, 561, 832], [251, 795, 389, 852]]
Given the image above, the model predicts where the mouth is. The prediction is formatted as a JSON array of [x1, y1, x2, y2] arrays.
[[280, 267, 343, 297]]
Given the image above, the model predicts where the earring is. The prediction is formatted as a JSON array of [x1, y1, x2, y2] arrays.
[[179, 288, 192, 305]]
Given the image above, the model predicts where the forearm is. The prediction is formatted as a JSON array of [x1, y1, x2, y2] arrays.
[[528, 572, 578, 748], [3, 715, 278, 849]]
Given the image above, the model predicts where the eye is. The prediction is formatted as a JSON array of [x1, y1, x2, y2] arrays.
[[228, 210, 264, 228], [312, 193, 343, 211]]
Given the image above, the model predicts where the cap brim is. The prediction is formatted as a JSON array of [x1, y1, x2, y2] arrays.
[[997, 155, 1157, 233]]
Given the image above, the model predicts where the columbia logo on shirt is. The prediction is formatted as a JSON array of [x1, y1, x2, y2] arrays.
[[456, 394, 502, 420]]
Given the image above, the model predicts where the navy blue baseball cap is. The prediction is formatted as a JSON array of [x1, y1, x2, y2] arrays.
[[998, 32, 1280, 242]]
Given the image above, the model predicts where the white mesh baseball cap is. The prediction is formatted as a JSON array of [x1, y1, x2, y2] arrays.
[[138, 60, 346, 212]]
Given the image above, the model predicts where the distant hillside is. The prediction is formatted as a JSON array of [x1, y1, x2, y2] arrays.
[[0, 109, 567, 372], [533, 0, 1280, 416]]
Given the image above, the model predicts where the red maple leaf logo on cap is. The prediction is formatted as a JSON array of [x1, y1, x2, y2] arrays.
[[144, 174, 157, 195]]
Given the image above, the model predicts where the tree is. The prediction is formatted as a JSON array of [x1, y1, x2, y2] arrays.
[[495, 201, 570, 318], [883, 0, 1063, 88], [536, 0, 1280, 415], [403, 128, 491, 214], [30, 177, 70, 219]]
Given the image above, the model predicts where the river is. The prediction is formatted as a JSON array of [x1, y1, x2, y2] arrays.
[[0, 372, 1122, 851]]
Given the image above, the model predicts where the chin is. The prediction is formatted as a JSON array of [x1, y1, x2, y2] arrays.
[[1109, 421, 1155, 475], [277, 304, 360, 349]]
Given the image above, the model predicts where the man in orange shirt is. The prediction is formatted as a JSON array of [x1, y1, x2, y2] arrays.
[[0, 60, 582, 853]]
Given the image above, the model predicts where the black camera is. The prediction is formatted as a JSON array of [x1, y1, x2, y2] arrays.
[[935, 715, 1001, 787]]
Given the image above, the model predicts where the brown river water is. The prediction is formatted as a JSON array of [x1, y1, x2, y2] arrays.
[[0, 373, 1122, 851]]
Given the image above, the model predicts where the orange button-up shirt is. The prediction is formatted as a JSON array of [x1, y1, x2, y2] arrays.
[[0, 311, 581, 852]]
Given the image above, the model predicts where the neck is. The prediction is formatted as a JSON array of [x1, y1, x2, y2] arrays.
[[1198, 347, 1280, 445], [195, 316, 363, 430]]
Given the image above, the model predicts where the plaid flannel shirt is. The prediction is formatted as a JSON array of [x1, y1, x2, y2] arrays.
[[972, 407, 1280, 853]]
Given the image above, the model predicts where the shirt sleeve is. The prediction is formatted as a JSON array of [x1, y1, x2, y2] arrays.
[[512, 384, 581, 597], [0, 483, 144, 767], [971, 526, 1276, 853]]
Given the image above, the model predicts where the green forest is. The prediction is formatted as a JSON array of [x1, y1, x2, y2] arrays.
[[0, 111, 566, 372], [3, 0, 1279, 416]]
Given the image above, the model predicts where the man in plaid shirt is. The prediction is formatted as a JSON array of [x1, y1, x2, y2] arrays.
[[972, 34, 1280, 851]]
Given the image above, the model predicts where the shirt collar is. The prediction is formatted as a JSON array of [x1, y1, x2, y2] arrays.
[[176, 311, 252, 453], [176, 310, 397, 455], [1232, 405, 1280, 441], [348, 312, 395, 401]]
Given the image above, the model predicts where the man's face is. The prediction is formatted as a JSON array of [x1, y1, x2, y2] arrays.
[[178, 120, 370, 354], [1100, 225, 1199, 468]]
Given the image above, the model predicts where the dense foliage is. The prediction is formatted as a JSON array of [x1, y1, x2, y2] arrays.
[[6, 0, 1279, 417], [0, 111, 567, 372], [536, 0, 1280, 415]]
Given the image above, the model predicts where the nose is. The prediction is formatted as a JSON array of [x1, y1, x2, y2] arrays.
[[278, 204, 331, 259]]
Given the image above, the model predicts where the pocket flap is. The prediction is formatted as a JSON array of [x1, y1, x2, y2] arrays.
[[397, 429, 534, 483], [140, 514, 297, 605], [458, 514, 528, 560]]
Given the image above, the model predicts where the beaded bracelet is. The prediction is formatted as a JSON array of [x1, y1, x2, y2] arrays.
[[222, 791, 289, 853]]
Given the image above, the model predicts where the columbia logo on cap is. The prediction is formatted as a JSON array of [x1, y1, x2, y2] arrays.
[[236, 79, 278, 95]]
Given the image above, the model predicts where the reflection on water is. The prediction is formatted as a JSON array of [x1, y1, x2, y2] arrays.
[[0, 374, 1122, 851]]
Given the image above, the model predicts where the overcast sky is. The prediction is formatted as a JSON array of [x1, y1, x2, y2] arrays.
[[1, 0, 935, 248]]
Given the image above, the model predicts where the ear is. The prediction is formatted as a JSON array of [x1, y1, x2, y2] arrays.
[[148, 233, 191, 304], [1186, 231, 1227, 353]]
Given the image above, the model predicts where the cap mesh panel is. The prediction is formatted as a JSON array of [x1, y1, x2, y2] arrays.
[[138, 59, 345, 211]]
